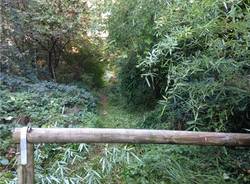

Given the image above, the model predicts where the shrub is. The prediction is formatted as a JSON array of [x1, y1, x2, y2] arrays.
[[122, 145, 250, 184], [0, 73, 101, 182], [108, 0, 250, 131], [141, 57, 250, 131], [139, 1, 250, 132], [57, 44, 104, 89], [0, 73, 96, 127], [118, 53, 157, 109]]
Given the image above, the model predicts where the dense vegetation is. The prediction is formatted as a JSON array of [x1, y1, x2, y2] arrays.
[[1, 0, 250, 183], [108, 0, 250, 132], [1, 0, 104, 84]]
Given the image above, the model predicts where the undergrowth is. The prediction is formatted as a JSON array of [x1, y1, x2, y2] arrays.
[[0, 74, 250, 183], [0, 73, 141, 184]]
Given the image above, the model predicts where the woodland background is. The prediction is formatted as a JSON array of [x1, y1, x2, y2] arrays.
[[0, 0, 250, 183]]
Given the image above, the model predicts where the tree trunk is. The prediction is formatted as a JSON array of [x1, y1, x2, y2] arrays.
[[48, 51, 56, 80]]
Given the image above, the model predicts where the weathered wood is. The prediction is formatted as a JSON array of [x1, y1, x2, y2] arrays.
[[26, 143, 34, 184], [17, 144, 25, 184], [13, 128, 250, 146], [16, 143, 34, 184]]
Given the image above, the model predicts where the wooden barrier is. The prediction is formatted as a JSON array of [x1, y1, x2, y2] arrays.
[[13, 128, 250, 184]]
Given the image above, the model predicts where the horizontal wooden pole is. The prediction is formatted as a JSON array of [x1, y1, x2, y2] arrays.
[[12, 128, 250, 146]]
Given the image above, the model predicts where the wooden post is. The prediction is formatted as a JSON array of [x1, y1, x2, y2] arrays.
[[16, 143, 34, 184], [13, 128, 250, 146], [26, 143, 34, 184], [17, 144, 25, 184]]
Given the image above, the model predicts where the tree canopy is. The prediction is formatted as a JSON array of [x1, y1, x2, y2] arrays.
[[2, 0, 90, 80]]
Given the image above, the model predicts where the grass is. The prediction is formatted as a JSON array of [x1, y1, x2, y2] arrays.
[[94, 87, 250, 184], [97, 100, 145, 128]]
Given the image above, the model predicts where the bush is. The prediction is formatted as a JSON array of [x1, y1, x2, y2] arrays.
[[0, 73, 96, 127], [141, 58, 250, 132], [122, 145, 250, 184], [139, 1, 250, 132], [109, 0, 250, 132], [0, 44, 39, 81], [0, 73, 99, 182], [118, 53, 157, 109], [57, 44, 104, 89]]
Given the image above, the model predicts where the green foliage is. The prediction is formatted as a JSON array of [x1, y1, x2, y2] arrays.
[[106, 0, 168, 109], [1, 0, 91, 80], [108, 0, 164, 52], [163, 58, 250, 132], [105, 1, 250, 182], [0, 73, 96, 127], [123, 145, 250, 184], [58, 44, 104, 89], [141, 57, 250, 131], [140, 0, 250, 132], [0, 74, 142, 184], [108, 0, 250, 132], [1, 1, 250, 183], [118, 53, 157, 108], [0, 43, 39, 81], [0, 73, 96, 181]]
